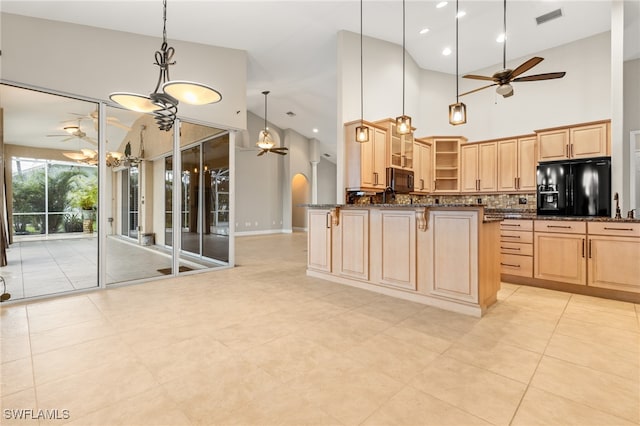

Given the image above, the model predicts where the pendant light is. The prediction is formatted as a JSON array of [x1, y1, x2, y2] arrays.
[[395, 0, 412, 135], [355, 0, 369, 143], [109, 0, 221, 131], [257, 91, 275, 149], [449, 0, 467, 125]]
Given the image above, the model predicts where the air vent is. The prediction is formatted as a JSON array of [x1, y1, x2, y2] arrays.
[[286, 111, 296, 117], [323, 153, 331, 158], [536, 8, 562, 25]]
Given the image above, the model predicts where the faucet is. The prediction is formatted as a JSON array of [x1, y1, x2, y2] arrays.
[[382, 187, 395, 204], [614, 193, 622, 219], [628, 209, 636, 219]]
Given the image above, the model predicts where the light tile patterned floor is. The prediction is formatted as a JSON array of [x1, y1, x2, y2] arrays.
[[1, 232, 639, 425]]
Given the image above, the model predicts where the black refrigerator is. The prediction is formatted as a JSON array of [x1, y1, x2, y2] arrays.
[[537, 157, 611, 217]]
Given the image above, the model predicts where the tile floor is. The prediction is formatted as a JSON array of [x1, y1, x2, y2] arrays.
[[1, 232, 638, 425]]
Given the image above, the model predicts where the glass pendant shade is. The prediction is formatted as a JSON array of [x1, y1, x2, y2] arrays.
[[80, 148, 98, 157], [63, 152, 88, 161], [109, 93, 161, 113], [355, 124, 369, 143], [395, 115, 412, 135], [64, 125, 79, 134], [257, 130, 275, 149], [448, 102, 467, 125], [162, 81, 222, 105], [110, 151, 125, 160]]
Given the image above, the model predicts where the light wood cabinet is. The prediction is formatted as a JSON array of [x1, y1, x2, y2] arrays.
[[587, 222, 640, 293], [413, 139, 432, 194], [335, 209, 369, 280], [534, 222, 587, 285], [374, 118, 414, 170], [500, 219, 533, 277], [371, 209, 417, 290], [307, 209, 332, 273], [422, 136, 465, 192], [461, 142, 497, 193], [537, 120, 609, 162], [429, 210, 479, 303], [345, 120, 387, 191], [497, 136, 537, 192]]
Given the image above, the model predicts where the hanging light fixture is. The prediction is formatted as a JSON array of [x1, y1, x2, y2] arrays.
[[355, 0, 369, 143], [257, 91, 275, 149], [449, 0, 467, 125], [109, 0, 221, 131], [395, 0, 412, 135]]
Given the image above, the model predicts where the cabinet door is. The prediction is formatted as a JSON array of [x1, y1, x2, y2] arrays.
[[478, 142, 497, 192], [377, 210, 416, 290], [497, 139, 518, 192], [588, 236, 640, 292], [422, 143, 432, 192], [338, 209, 369, 280], [414, 142, 432, 193], [460, 144, 479, 192], [360, 130, 375, 187], [372, 128, 387, 188], [517, 137, 537, 191], [570, 123, 608, 159], [308, 209, 332, 272], [429, 210, 479, 303], [389, 124, 403, 168], [538, 129, 569, 162], [402, 133, 414, 170], [534, 233, 586, 285]]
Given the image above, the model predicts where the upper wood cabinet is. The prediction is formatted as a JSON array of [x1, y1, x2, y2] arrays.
[[421, 136, 465, 193], [497, 136, 537, 192], [460, 142, 497, 193], [345, 120, 387, 191], [413, 138, 433, 194], [536, 120, 610, 162], [374, 118, 414, 170]]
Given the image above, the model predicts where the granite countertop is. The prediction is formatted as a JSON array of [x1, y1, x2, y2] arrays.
[[306, 203, 486, 209], [484, 209, 640, 223]]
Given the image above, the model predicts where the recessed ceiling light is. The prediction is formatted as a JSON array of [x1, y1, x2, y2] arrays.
[[442, 47, 452, 56], [419, 27, 430, 35], [436, 1, 448, 8], [312, 128, 319, 133], [496, 33, 506, 43], [456, 10, 466, 18]]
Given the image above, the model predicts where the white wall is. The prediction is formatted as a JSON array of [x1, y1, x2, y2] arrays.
[[282, 129, 312, 232], [317, 157, 337, 204], [1, 13, 247, 131], [624, 59, 640, 211]]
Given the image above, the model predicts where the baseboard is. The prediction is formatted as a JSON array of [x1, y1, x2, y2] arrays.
[[235, 229, 288, 237]]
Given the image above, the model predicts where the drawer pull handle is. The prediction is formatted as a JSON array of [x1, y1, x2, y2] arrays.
[[582, 238, 585, 258], [500, 262, 520, 268], [502, 235, 521, 238], [603, 227, 634, 231], [589, 239, 592, 259], [501, 246, 521, 250], [546, 225, 572, 229], [502, 224, 521, 227]]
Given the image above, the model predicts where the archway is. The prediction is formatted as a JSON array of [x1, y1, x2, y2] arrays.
[[291, 173, 310, 231]]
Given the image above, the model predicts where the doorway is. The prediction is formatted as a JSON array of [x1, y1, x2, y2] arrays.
[[291, 173, 310, 231]]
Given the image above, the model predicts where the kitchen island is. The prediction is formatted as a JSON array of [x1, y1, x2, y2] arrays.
[[307, 204, 501, 317]]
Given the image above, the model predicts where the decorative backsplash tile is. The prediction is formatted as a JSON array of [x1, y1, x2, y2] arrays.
[[350, 193, 537, 210]]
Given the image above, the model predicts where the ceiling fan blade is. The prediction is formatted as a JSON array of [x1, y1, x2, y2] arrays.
[[107, 120, 132, 131], [273, 150, 288, 156], [459, 83, 497, 97], [513, 72, 566, 82], [257, 150, 266, 156], [462, 74, 495, 81], [271, 147, 289, 152], [510, 57, 544, 79]]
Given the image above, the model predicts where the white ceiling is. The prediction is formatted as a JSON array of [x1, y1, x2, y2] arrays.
[[2, 1, 639, 161]]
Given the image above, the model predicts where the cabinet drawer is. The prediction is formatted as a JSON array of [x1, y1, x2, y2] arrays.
[[500, 219, 533, 231], [588, 222, 640, 238], [500, 241, 533, 256], [500, 230, 533, 244], [500, 254, 533, 277], [535, 220, 586, 234]]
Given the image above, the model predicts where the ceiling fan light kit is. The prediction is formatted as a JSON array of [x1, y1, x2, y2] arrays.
[[460, 0, 565, 99], [256, 91, 288, 156], [395, 0, 412, 136], [355, 0, 369, 143], [449, 0, 467, 126], [109, 0, 221, 131]]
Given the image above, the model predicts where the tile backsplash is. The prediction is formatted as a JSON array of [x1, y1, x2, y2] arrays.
[[351, 192, 537, 210]]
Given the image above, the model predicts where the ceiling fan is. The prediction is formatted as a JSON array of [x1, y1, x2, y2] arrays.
[[47, 120, 97, 145], [256, 91, 288, 156], [460, 0, 566, 98], [68, 108, 132, 131]]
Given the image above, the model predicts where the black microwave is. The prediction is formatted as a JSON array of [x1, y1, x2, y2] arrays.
[[386, 167, 414, 194]]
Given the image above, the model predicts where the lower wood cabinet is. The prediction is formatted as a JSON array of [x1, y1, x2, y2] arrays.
[[307, 209, 332, 273], [370, 209, 416, 290], [534, 232, 587, 285], [335, 209, 369, 280], [587, 222, 640, 292], [500, 219, 533, 277]]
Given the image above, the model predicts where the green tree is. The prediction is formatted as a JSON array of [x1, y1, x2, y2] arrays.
[[47, 165, 90, 233], [12, 166, 46, 233]]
